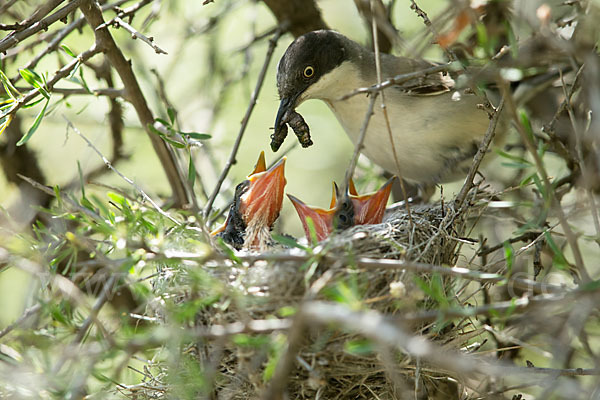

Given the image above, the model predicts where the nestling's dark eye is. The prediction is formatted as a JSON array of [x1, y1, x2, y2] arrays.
[[303, 66, 315, 78]]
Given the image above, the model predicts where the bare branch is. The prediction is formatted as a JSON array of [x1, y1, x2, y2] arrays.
[[79, 0, 192, 208], [340, 62, 456, 100], [108, 16, 168, 54], [0, 0, 83, 54], [455, 97, 505, 207]]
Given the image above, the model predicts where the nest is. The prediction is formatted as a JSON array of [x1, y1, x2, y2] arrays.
[[143, 195, 487, 399]]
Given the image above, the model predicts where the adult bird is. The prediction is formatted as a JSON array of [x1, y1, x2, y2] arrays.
[[272, 30, 505, 186], [212, 152, 286, 251], [288, 177, 394, 243]]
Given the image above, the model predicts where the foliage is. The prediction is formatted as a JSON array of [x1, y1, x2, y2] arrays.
[[1, 0, 600, 399]]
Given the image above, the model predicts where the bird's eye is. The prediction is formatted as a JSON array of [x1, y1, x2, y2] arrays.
[[303, 66, 315, 78]]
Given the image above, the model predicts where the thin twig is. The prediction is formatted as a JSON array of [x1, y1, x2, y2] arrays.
[[0, 44, 103, 120], [340, 62, 456, 100], [80, 0, 192, 208], [500, 81, 591, 283], [560, 66, 600, 246], [369, 0, 412, 223], [0, 0, 84, 54], [343, 93, 378, 191], [455, 97, 505, 208], [203, 26, 284, 218], [409, 0, 456, 61], [12, 86, 124, 98], [107, 17, 168, 54], [0, 0, 19, 15], [0, 303, 41, 340], [164, 251, 564, 294], [95, 0, 154, 30], [64, 117, 182, 226]]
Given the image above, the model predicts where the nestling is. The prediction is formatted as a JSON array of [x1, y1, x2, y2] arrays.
[[212, 152, 286, 251], [288, 178, 395, 243]]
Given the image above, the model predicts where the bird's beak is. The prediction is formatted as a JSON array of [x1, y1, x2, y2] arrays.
[[287, 194, 335, 244], [274, 97, 294, 134], [350, 177, 395, 225], [239, 156, 287, 232]]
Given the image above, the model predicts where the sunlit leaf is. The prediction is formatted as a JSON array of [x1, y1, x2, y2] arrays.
[[60, 44, 76, 58], [17, 97, 49, 146]]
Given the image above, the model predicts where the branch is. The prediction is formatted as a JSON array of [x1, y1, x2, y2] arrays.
[[0, 0, 83, 54], [455, 97, 505, 207], [0, 44, 102, 119], [500, 80, 591, 283], [107, 16, 168, 54], [340, 62, 457, 100], [167, 251, 564, 294], [262, 0, 328, 38], [203, 27, 284, 218], [79, 0, 192, 208], [13, 86, 124, 98], [64, 117, 181, 226]]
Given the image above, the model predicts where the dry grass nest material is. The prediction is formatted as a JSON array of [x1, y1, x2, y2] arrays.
[[144, 193, 490, 399]]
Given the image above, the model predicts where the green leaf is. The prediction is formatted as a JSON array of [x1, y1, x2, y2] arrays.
[[519, 110, 534, 141], [519, 172, 537, 187], [271, 234, 307, 251], [60, 44, 76, 58], [277, 306, 296, 317], [544, 232, 568, 270], [148, 123, 186, 148], [305, 217, 318, 245], [0, 70, 21, 100], [19, 69, 49, 99], [22, 98, 45, 109], [77, 161, 86, 198], [503, 241, 514, 275], [17, 97, 49, 146], [187, 155, 196, 189], [162, 136, 186, 148], [345, 339, 375, 355], [167, 107, 176, 124], [155, 118, 171, 127], [183, 131, 211, 140], [495, 149, 532, 166]]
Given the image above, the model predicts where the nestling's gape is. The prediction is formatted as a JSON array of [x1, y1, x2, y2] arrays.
[[273, 30, 504, 185], [212, 152, 286, 251]]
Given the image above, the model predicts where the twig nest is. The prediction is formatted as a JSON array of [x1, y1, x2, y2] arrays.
[[149, 196, 485, 399]]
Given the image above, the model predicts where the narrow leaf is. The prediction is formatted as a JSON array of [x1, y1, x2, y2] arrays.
[[187, 155, 196, 189], [61, 44, 76, 58], [167, 107, 176, 124], [17, 97, 49, 146], [183, 131, 211, 140]]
